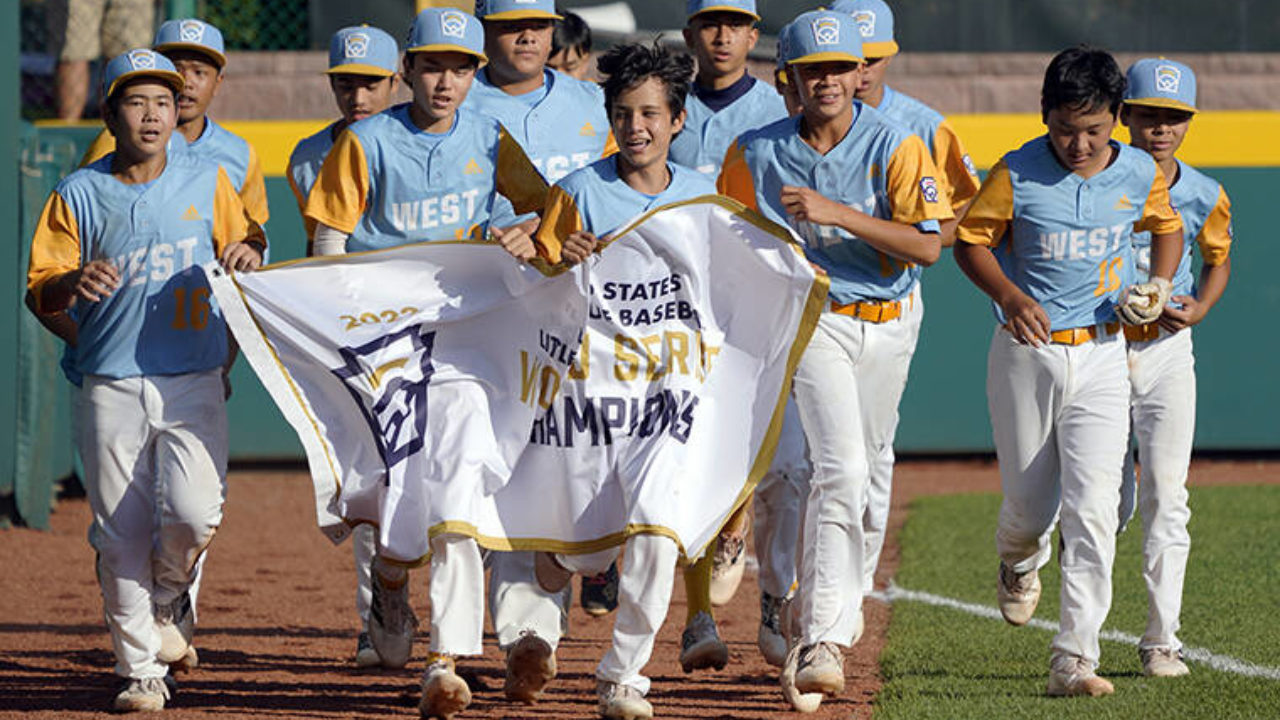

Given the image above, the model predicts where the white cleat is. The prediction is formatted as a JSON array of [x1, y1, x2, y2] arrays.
[[1047, 655, 1115, 697], [419, 657, 471, 719], [709, 534, 746, 606], [757, 592, 787, 667], [996, 561, 1041, 626], [113, 676, 170, 712], [1140, 647, 1190, 678], [504, 631, 556, 703], [154, 591, 195, 664], [596, 679, 653, 720], [368, 571, 417, 669]]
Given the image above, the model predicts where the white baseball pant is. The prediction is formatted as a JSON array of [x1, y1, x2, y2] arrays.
[[77, 370, 228, 679], [753, 396, 809, 599], [790, 306, 917, 648], [488, 551, 570, 651], [988, 326, 1129, 669], [353, 523, 377, 628], [429, 534, 486, 656]]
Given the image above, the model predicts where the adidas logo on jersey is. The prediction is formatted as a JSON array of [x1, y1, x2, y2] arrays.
[[463, 159, 482, 175], [181, 205, 201, 220], [579, 122, 597, 137], [1114, 194, 1134, 210]]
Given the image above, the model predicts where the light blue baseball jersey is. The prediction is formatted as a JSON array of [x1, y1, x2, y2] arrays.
[[28, 152, 262, 379], [305, 104, 548, 253], [957, 136, 1184, 330], [1131, 159, 1232, 297], [876, 85, 981, 211], [668, 78, 788, 177], [287, 121, 339, 236], [718, 104, 950, 303], [462, 68, 616, 183]]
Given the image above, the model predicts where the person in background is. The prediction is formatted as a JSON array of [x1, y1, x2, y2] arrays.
[[548, 9, 592, 80], [47, 0, 156, 120]]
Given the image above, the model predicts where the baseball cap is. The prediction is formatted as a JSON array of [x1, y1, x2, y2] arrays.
[[474, 0, 562, 22], [774, 20, 791, 85], [780, 10, 864, 66], [686, 0, 761, 22], [1125, 58, 1198, 114], [407, 7, 488, 64], [153, 19, 227, 69], [327, 26, 399, 77], [102, 48, 185, 99], [829, 0, 898, 58]]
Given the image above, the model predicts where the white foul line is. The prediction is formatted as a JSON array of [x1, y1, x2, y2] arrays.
[[868, 583, 1280, 681]]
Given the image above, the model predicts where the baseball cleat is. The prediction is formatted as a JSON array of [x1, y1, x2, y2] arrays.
[[169, 645, 199, 674], [355, 630, 381, 668], [780, 643, 823, 713], [794, 641, 845, 696], [419, 657, 471, 719], [1140, 647, 1190, 677], [680, 610, 729, 672], [996, 561, 1041, 626], [581, 562, 620, 616], [596, 679, 653, 720], [113, 676, 171, 712], [369, 570, 417, 669], [1047, 655, 1115, 697], [757, 592, 787, 667], [154, 591, 195, 664], [709, 533, 746, 606], [504, 631, 556, 703], [534, 551, 573, 594]]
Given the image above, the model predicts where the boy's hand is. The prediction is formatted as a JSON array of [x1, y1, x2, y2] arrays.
[[780, 185, 848, 226], [1159, 294, 1206, 333], [68, 259, 120, 303], [999, 290, 1051, 347], [221, 241, 264, 273], [561, 231, 599, 266], [492, 224, 536, 262]]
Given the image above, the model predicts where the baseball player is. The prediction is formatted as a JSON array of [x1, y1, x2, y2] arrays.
[[284, 24, 400, 668], [303, 9, 548, 718], [530, 39, 710, 720], [547, 10, 592, 81], [718, 11, 949, 710], [953, 47, 1183, 697], [26, 48, 265, 712], [828, 0, 982, 599], [82, 19, 270, 229], [1117, 57, 1232, 678]]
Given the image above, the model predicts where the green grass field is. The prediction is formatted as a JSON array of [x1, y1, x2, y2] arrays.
[[878, 485, 1280, 720]]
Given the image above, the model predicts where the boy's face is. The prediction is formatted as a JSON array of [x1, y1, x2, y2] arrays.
[[1121, 104, 1193, 164], [548, 46, 589, 80], [855, 55, 891, 101], [165, 50, 222, 125], [105, 79, 178, 158], [610, 76, 685, 174], [683, 12, 758, 81], [485, 19, 554, 82], [403, 51, 478, 125], [792, 61, 862, 123], [1045, 103, 1118, 174], [330, 73, 398, 125]]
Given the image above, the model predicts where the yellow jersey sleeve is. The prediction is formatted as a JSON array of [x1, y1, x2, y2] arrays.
[[956, 159, 1014, 248], [933, 120, 980, 211], [80, 128, 116, 167], [286, 169, 319, 240], [716, 139, 758, 212], [27, 192, 82, 313], [533, 184, 584, 265], [1135, 164, 1183, 237], [1196, 186, 1232, 266], [212, 166, 266, 256], [304, 129, 370, 235], [886, 134, 954, 225], [240, 143, 270, 226], [495, 128, 550, 216], [602, 129, 619, 158]]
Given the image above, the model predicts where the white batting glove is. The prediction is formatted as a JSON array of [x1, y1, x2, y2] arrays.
[[1116, 276, 1173, 326]]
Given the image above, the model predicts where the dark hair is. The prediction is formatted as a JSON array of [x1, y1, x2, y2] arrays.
[[597, 41, 694, 118], [1041, 46, 1126, 119], [552, 9, 591, 55]]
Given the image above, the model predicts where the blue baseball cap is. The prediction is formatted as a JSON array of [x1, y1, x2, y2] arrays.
[[153, 19, 227, 68], [780, 10, 864, 66], [829, 0, 898, 57], [474, 0, 561, 22], [102, 48, 185, 99], [328, 26, 399, 77], [407, 7, 487, 64], [686, 0, 760, 22], [1125, 58, 1198, 114], [775, 20, 791, 83]]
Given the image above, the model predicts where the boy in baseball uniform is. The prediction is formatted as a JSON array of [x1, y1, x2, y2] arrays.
[[718, 10, 949, 710], [303, 8, 547, 718], [27, 49, 265, 712], [1118, 57, 1232, 678], [953, 46, 1183, 697]]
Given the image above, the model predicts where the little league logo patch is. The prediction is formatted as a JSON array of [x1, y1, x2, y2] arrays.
[[963, 154, 977, 178], [812, 16, 841, 46], [128, 49, 156, 70], [441, 10, 468, 39], [1155, 64, 1181, 94], [179, 20, 206, 44], [920, 176, 939, 203], [853, 10, 876, 38], [344, 33, 370, 59]]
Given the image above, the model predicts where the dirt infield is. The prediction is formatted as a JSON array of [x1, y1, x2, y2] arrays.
[[1, 458, 1274, 719]]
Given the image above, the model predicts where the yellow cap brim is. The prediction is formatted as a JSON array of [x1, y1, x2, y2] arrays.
[[775, 68, 788, 85], [689, 6, 761, 21], [788, 51, 865, 66], [862, 40, 899, 58], [482, 10, 562, 21], [406, 44, 488, 66], [1124, 97, 1198, 114], [326, 63, 397, 77], [154, 42, 227, 69], [107, 69, 185, 99]]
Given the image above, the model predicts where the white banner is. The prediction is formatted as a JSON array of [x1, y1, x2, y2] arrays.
[[208, 197, 825, 563]]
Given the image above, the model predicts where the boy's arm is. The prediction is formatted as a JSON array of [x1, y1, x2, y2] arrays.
[[304, 128, 370, 240], [24, 290, 78, 345], [1120, 164, 1185, 324], [1162, 186, 1233, 331], [213, 167, 266, 272], [28, 191, 121, 313], [933, 120, 980, 248], [240, 143, 270, 226]]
